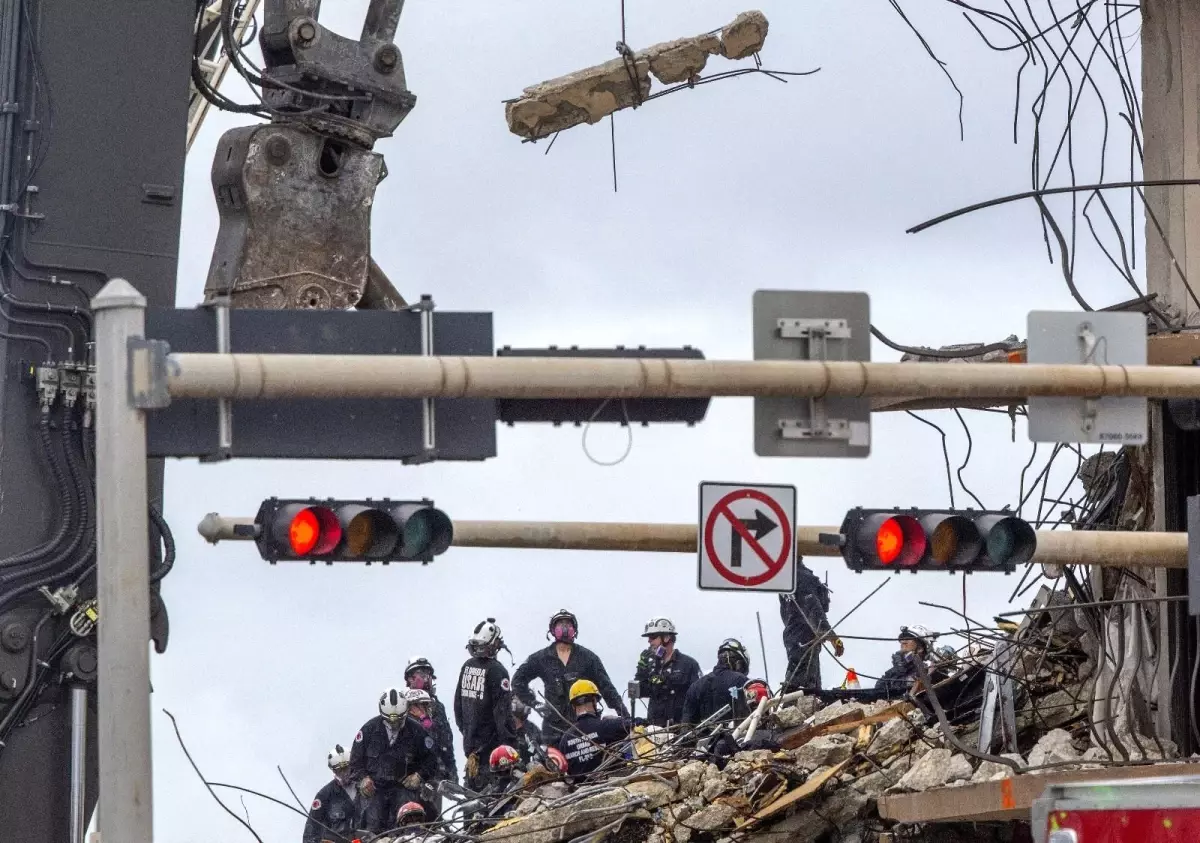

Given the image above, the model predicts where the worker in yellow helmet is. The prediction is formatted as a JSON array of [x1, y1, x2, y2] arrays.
[[557, 679, 636, 778]]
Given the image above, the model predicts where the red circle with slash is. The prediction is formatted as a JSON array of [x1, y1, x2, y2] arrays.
[[703, 489, 792, 586]]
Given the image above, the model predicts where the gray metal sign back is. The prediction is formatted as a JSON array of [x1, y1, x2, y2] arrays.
[[1026, 311, 1147, 445], [752, 290, 871, 458]]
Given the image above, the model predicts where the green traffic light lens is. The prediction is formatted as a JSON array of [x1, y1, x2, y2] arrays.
[[982, 518, 1036, 566], [403, 511, 434, 555]]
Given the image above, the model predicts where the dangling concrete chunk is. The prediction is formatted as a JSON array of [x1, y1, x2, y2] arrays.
[[505, 11, 771, 141]]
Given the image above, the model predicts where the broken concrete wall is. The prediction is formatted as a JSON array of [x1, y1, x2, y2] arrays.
[[505, 11, 770, 140]]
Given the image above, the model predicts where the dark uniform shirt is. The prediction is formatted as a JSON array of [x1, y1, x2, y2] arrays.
[[513, 717, 543, 763], [453, 655, 518, 758], [682, 665, 749, 726], [513, 644, 628, 739], [349, 715, 439, 785], [430, 697, 459, 782], [633, 648, 702, 727], [557, 712, 632, 777], [875, 650, 921, 693], [303, 779, 360, 843], [779, 561, 833, 691]]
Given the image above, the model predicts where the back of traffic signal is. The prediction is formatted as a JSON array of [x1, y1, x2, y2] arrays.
[[254, 498, 453, 564], [826, 508, 1036, 574]]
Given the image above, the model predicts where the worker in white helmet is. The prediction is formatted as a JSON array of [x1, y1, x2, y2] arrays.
[[631, 617, 701, 728]]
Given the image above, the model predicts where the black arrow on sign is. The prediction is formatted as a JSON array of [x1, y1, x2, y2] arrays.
[[730, 509, 779, 568]]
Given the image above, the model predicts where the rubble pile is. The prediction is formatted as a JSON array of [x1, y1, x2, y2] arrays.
[[409, 685, 1180, 843], [504, 11, 770, 141]]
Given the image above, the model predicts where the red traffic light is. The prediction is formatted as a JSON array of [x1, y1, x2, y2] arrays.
[[254, 498, 454, 563], [857, 513, 924, 567], [284, 505, 342, 556], [838, 508, 1035, 574]]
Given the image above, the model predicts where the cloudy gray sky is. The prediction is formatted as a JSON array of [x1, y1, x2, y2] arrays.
[[148, 2, 1133, 839]]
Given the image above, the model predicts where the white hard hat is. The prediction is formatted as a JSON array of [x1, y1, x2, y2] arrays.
[[327, 744, 351, 770], [900, 625, 933, 645], [643, 617, 677, 637], [468, 618, 504, 654], [404, 687, 432, 707], [379, 687, 409, 721]]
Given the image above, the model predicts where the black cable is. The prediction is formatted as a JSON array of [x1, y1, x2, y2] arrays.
[[908, 178, 1200, 234], [952, 408, 985, 509], [1190, 621, 1200, 751], [164, 709, 266, 843], [870, 324, 1017, 359], [149, 504, 176, 584], [0, 415, 72, 568], [905, 411, 955, 507], [886, 0, 965, 140]]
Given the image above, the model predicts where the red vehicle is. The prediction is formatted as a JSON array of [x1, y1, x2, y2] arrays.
[[1032, 775, 1200, 842]]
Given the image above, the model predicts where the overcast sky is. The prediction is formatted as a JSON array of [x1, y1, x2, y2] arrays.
[[148, 2, 1133, 839]]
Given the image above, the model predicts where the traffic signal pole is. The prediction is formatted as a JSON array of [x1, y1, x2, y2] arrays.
[[196, 513, 1191, 569], [93, 280, 154, 843], [164, 351, 1200, 401]]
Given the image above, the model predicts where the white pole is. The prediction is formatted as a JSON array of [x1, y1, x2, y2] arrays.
[[164, 353, 1200, 401], [93, 278, 153, 843]]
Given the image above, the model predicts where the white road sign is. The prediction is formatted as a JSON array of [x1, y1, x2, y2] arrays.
[[698, 481, 797, 593]]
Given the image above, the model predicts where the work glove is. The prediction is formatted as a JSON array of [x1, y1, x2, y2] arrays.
[[358, 777, 376, 798], [832, 638, 845, 658], [402, 772, 422, 790], [466, 753, 479, 780]]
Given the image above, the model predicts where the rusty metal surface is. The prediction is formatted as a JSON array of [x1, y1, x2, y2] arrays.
[[203, 124, 383, 309]]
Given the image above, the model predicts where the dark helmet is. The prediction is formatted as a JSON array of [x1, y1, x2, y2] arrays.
[[549, 609, 578, 643], [717, 638, 750, 673]]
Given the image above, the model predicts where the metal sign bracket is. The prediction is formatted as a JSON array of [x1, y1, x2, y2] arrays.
[[199, 296, 233, 462], [775, 317, 863, 445], [403, 294, 439, 465]]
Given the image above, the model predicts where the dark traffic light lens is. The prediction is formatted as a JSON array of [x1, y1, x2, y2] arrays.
[[344, 508, 399, 558], [983, 519, 1036, 566], [288, 506, 341, 555], [925, 515, 983, 566]]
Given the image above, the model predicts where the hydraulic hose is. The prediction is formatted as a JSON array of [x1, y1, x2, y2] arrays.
[[0, 414, 73, 568], [149, 504, 175, 584], [0, 421, 90, 588]]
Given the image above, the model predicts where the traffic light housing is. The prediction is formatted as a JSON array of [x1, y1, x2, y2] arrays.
[[253, 498, 453, 563], [831, 508, 1036, 574]]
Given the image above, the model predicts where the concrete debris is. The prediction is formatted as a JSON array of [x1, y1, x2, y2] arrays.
[[891, 749, 971, 792], [1026, 728, 1081, 767], [505, 11, 771, 140], [791, 733, 854, 770], [970, 754, 1024, 782], [720, 11, 770, 59], [681, 802, 738, 832]]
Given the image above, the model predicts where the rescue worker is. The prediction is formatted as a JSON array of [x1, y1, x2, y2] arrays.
[[510, 696, 543, 764], [557, 679, 634, 778], [682, 638, 751, 727], [513, 609, 629, 744], [779, 559, 843, 692], [303, 744, 363, 843], [350, 688, 440, 834], [876, 625, 933, 693], [390, 802, 426, 843], [404, 656, 459, 785], [454, 618, 518, 792], [404, 687, 444, 818], [632, 617, 702, 729]]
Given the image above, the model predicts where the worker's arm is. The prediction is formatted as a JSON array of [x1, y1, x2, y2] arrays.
[[587, 650, 630, 718], [511, 653, 540, 709]]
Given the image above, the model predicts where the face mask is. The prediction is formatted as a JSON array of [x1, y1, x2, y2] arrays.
[[652, 644, 667, 659], [408, 674, 430, 690], [420, 715, 433, 729], [553, 622, 576, 643]]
